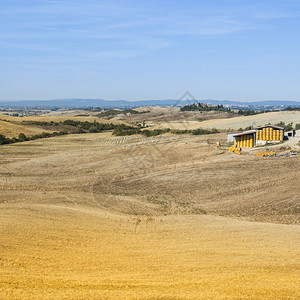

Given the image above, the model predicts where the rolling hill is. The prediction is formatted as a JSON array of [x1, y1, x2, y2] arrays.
[[0, 131, 299, 298]]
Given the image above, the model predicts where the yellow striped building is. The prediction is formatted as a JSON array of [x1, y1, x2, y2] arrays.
[[230, 125, 284, 149], [233, 130, 256, 148], [256, 125, 284, 142]]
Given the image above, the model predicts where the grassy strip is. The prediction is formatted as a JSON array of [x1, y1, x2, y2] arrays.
[[0, 119, 220, 145], [113, 127, 219, 136], [0, 120, 136, 145], [0, 131, 68, 145], [113, 127, 171, 137]]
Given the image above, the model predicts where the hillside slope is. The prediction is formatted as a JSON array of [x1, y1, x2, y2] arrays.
[[0, 120, 53, 138], [1, 204, 298, 299], [0, 113, 129, 138], [151, 111, 300, 130], [0, 132, 299, 299]]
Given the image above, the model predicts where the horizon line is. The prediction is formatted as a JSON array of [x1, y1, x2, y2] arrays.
[[0, 98, 300, 103]]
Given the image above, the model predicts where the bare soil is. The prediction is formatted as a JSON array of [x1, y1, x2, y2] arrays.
[[0, 124, 299, 299]]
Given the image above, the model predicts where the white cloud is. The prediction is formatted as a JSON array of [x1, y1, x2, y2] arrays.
[[0, 0, 298, 60]]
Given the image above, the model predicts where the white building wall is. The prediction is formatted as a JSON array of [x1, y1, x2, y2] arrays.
[[227, 132, 242, 143]]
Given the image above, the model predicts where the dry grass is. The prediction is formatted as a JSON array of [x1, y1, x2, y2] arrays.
[[150, 111, 300, 130], [108, 106, 238, 126], [0, 131, 299, 299], [0, 119, 53, 138], [1, 205, 299, 299], [0, 112, 127, 124], [0, 112, 131, 139]]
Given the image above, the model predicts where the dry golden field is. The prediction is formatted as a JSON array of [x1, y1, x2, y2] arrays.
[[0, 130, 299, 299], [0, 119, 53, 138], [0, 112, 130, 138], [0, 112, 128, 125], [150, 110, 300, 130], [106, 106, 238, 125]]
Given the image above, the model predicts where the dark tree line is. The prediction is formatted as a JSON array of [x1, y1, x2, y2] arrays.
[[0, 131, 68, 145], [180, 103, 233, 113], [284, 106, 300, 111]]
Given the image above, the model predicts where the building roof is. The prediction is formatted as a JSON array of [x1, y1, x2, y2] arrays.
[[232, 130, 256, 137], [256, 125, 284, 130], [227, 131, 243, 135]]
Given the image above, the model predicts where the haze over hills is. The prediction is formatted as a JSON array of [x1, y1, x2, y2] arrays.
[[0, 98, 300, 108]]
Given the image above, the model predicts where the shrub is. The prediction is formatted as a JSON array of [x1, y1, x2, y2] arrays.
[[275, 121, 294, 131], [0, 134, 9, 144], [18, 133, 28, 141]]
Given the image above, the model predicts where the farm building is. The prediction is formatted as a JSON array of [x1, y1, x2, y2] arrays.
[[227, 132, 242, 143], [284, 130, 296, 138], [227, 125, 285, 148], [256, 125, 284, 145], [231, 130, 256, 148]]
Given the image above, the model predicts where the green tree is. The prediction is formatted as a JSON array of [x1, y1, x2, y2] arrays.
[[276, 121, 294, 131], [0, 134, 8, 144], [18, 133, 27, 141]]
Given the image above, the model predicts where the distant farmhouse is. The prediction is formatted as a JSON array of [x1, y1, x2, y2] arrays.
[[227, 125, 288, 148]]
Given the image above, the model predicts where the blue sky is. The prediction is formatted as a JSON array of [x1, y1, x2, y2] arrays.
[[0, 0, 300, 101]]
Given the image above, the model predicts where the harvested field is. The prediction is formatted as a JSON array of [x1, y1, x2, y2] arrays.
[[0, 113, 129, 138], [151, 111, 300, 130], [0, 119, 53, 138], [0, 132, 299, 299], [0, 132, 299, 222], [1, 205, 299, 299], [106, 106, 238, 125]]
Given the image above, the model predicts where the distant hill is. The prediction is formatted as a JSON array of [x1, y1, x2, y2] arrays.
[[0, 99, 176, 108], [0, 98, 299, 109]]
